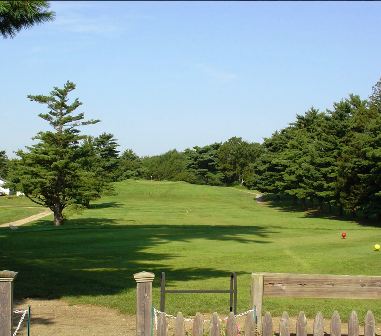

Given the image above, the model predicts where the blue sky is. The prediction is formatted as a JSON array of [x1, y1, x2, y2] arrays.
[[1, 1, 381, 157]]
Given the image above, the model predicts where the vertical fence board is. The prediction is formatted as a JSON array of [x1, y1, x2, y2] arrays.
[[251, 274, 264, 332], [262, 312, 273, 336], [157, 312, 167, 336], [244, 311, 256, 336], [296, 312, 307, 336], [313, 312, 324, 336], [348, 311, 359, 336], [210, 312, 220, 336], [364, 311, 375, 336], [226, 312, 238, 336], [175, 312, 185, 336], [193, 313, 204, 336], [331, 311, 341, 336], [280, 312, 290, 336]]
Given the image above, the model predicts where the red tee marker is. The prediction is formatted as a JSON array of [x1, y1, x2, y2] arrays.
[[341, 232, 347, 239]]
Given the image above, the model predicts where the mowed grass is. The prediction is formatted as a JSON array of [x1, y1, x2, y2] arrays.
[[0, 196, 44, 224], [1, 180, 381, 319]]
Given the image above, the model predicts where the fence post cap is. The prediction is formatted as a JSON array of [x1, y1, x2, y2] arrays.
[[0, 270, 18, 281], [134, 271, 155, 283]]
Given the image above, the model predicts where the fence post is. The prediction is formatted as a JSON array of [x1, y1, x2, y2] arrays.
[[251, 273, 263, 333], [0, 270, 18, 336], [134, 271, 155, 336]]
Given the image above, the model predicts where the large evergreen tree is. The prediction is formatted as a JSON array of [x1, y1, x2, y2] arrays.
[[184, 143, 223, 185], [116, 149, 143, 180], [92, 132, 120, 181], [0, 1, 54, 38], [0, 150, 8, 178], [7, 81, 102, 225]]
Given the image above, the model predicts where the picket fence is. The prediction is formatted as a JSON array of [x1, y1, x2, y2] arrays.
[[154, 309, 376, 336], [133, 272, 379, 336]]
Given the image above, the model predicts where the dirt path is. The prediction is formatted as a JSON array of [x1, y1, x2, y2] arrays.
[[14, 299, 135, 336], [232, 188, 265, 203], [0, 210, 51, 228]]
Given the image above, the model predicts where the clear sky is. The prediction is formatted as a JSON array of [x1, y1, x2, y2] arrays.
[[1, 1, 381, 157]]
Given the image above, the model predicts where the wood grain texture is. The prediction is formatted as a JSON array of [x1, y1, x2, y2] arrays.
[[157, 312, 167, 336], [0, 281, 12, 336], [244, 311, 256, 336], [226, 312, 238, 336], [136, 282, 152, 336], [251, 273, 264, 332], [192, 313, 203, 336], [253, 272, 381, 299], [364, 311, 375, 336], [210, 313, 220, 336], [313, 312, 324, 336], [348, 311, 359, 336], [330, 311, 341, 336], [262, 312, 273, 336], [296, 312, 307, 336], [280, 311, 290, 336], [175, 312, 185, 336]]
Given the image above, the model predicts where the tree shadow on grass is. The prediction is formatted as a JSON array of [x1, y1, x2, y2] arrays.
[[260, 194, 381, 228], [0, 217, 273, 303], [89, 202, 123, 209]]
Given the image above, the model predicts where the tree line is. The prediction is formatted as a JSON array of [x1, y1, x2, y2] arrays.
[[1, 3, 379, 222], [114, 79, 381, 219], [1, 78, 380, 224]]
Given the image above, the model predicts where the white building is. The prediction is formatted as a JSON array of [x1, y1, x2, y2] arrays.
[[0, 178, 24, 196], [0, 178, 11, 195]]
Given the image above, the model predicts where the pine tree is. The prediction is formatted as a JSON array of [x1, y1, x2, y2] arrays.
[[0, 1, 54, 38], [8, 81, 102, 225], [0, 150, 8, 178], [93, 133, 120, 181]]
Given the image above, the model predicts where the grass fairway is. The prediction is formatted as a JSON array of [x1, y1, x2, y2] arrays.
[[1, 180, 380, 318], [0, 196, 44, 224]]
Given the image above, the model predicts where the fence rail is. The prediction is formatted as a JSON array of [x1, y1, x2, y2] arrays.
[[160, 272, 238, 314], [134, 271, 378, 336]]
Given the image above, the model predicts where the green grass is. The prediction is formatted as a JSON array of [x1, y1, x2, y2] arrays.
[[1, 180, 380, 319], [0, 196, 43, 224]]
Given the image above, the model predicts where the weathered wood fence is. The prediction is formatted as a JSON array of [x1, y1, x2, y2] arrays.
[[0, 270, 17, 336], [263, 310, 376, 336], [251, 272, 381, 332], [134, 271, 379, 336], [153, 308, 376, 336], [155, 310, 256, 336]]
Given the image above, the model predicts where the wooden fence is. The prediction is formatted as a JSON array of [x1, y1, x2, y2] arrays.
[[155, 311, 256, 336], [154, 308, 376, 336], [0, 270, 17, 336], [134, 272, 378, 336], [252, 272, 381, 332]]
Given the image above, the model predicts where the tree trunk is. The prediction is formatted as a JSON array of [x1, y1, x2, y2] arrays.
[[53, 204, 64, 226], [338, 204, 343, 216], [302, 198, 307, 209]]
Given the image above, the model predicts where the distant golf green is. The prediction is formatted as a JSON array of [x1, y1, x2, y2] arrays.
[[1, 180, 380, 318]]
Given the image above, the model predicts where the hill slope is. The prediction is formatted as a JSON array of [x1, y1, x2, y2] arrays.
[[1, 180, 380, 317]]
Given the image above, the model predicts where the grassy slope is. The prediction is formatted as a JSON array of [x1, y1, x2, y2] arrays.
[[1, 180, 380, 318], [0, 196, 44, 224]]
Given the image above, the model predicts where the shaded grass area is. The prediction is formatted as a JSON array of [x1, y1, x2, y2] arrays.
[[1, 180, 381, 319], [0, 196, 44, 224]]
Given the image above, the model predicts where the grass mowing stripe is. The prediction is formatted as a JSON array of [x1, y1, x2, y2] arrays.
[[1, 180, 380, 319]]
